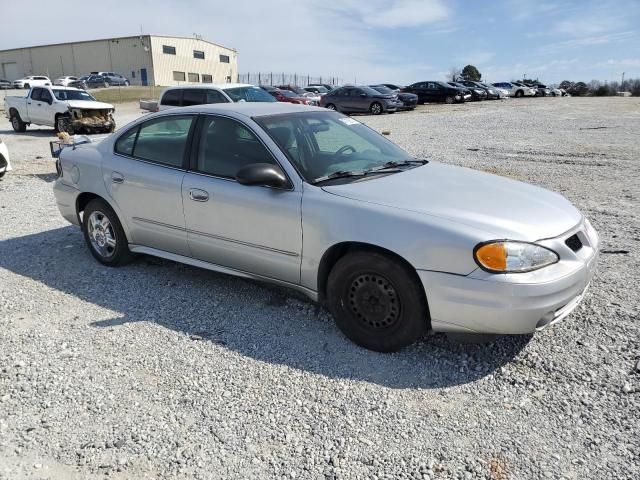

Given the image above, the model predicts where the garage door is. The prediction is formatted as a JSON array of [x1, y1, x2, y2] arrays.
[[2, 63, 20, 81]]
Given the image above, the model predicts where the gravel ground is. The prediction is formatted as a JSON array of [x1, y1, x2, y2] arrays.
[[0, 97, 638, 480]]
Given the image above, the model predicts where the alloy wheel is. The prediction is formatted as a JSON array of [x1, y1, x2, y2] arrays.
[[87, 211, 117, 258]]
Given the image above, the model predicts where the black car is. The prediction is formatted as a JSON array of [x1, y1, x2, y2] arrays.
[[447, 82, 477, 101], [456, 81, 490, 100], [319, 86, 397, 115], [402, 81, 466, 104], [69, 75, 110, 90], [369, 85, 418, 111]]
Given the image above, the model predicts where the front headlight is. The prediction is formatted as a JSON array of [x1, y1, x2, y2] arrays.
[[474, 241, 559, 273]]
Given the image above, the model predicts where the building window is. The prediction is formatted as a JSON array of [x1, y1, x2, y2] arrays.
[[163, 45, 176, 55], [188, 73, 200, 83], [219, 54, 230, 63], [202, 74, 213, 84], [193, 50, 205, 60], [173, 71, 186, 82]]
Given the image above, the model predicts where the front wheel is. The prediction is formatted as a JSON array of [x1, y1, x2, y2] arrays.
[[55, 115, 74, 135], [445, 96, 455, 104], [82, 199, 133, 267], [325, 103, 336, 110], [124, 80, 130, 87], [327, 251, 428, 352], [370, 102, 383, 115]]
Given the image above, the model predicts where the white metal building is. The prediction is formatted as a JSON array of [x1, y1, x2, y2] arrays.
[[0, 35, 238, 87]]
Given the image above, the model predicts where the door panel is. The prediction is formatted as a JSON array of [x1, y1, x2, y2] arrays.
[[105, 157, 189, 256], [182, 175, 302, 283]]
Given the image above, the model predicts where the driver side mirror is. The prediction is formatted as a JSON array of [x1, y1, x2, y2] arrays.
[[236, 163, 290, 189]]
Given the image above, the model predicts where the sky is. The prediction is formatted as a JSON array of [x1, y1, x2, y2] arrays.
[[1, 0, 639, 85]]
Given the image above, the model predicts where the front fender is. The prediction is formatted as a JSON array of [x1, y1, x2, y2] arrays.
[[300, 186, 486, 291]]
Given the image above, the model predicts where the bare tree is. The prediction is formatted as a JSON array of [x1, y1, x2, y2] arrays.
[[448, 66, 461, 82]]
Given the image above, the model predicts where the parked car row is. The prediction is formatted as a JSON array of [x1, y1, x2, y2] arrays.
[[4, 72, 131, 91]]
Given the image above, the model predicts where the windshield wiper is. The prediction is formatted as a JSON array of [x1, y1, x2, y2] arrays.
[[311, 170, 367, 184], [365, 159, 428, 173]]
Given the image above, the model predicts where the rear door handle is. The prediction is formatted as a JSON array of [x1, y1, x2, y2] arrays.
[[111, 172, 124, 184], [189, 188, 209, 202]]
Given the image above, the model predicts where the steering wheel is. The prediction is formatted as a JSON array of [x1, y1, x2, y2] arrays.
[[335, 145, 356, 157]]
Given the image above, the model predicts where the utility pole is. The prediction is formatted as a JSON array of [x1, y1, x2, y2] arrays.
[[621, 72, 625, 92]]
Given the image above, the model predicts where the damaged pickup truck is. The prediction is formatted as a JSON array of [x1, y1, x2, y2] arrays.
[[4, 86, 115, 135]]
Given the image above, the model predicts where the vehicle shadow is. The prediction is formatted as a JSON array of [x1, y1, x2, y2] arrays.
[[0, 128, 56, 137], [0, 227, 532, 389]]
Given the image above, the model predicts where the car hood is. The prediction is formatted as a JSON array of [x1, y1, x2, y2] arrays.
[[321, 162, 582, 240], [66, 100, 114, 110]]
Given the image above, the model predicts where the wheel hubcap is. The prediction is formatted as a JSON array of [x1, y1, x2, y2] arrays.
[[372, 104, 381, 114], [88, 211, 116, 258], [349, 274, 400, 329]]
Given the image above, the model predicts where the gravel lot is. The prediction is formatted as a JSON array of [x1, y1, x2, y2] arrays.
[[1, 97, 638, 480]]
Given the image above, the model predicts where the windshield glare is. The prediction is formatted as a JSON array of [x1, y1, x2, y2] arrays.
[[370, 85, 394, 95], [53, 89, 96, 101], [255, 111, 415, 183], [224, 86, 276, 103]]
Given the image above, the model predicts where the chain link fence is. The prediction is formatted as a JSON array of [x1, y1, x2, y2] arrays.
[[237, 73, 343, 87]]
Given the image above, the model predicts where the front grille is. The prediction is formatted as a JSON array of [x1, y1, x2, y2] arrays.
[[565, 234, 583, 252]]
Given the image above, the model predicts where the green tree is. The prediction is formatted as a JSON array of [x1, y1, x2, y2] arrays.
[[568, 82, 589, 96], [559, 80, 573, 90], [461, 65, 482, 81]]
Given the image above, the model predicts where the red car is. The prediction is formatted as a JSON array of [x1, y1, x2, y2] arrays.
[[269, 89, 309, 105]]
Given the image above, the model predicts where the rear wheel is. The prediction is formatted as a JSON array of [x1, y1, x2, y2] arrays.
[[325, 103, 336, 110], [124, 80, 130, 87], [327, 251, 428, 352], [445, 96, 455, 104], [10, 111, 27, 133], [370, 102, 383, 115], [515, 90, 524, 98], [24, 83, 30, 89], [82, 198, 133, 267]]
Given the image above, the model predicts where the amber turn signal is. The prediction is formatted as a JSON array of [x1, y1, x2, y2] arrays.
[[475, 242, 507, 271]]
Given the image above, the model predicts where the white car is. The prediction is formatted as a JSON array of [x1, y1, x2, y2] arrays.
[[492, 82, 536, 98], [550, 87, 563, 97], [54, 76, 79, 87], [12, 76, 51, 89], [157, 83, 276, 111], [0, 137, 11, 179]]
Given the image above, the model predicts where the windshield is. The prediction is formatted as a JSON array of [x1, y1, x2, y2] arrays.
[[223, 86, 276, 103], [53, 89, 96, 101], [255, 111, 416, 183]]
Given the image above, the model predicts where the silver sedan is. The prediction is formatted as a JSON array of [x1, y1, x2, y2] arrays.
[[53, 103, 599, 352]]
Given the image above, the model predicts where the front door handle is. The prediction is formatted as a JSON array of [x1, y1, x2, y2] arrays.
[[189, 188, 209, 202], [111, 172, 124, 184]]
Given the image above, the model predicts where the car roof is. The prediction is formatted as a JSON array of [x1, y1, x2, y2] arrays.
[[50, 86, 83, 91], [154, 102, 327, 118], [163, 83, 255, 91]]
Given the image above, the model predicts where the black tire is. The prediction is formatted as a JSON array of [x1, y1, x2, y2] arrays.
[[24, 83, 30, 89], [10, 111, 27, 133], [55, 115, 74, 135], [124, 80, 130, 87], [106, 115, 116, 133], [327, 251, 428, 352], [515, 90, 523, 98], [325, 103, 336, 111], [444, 96, 455, 104], [370, 102, 383, 115], [103, 81, 109, 88], [0, 171, 5, 179], [82, 198, 133, 267]]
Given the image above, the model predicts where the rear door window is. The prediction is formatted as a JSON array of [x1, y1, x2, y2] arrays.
[[161, 89, 182, 107], [182, 89, 206, 106], [206, 90, 229, 104], [115, 115, 194, 168]]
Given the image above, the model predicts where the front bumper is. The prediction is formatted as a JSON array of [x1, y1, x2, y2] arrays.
[[53, 179, 81, 226], [418, 220, 599, 334]]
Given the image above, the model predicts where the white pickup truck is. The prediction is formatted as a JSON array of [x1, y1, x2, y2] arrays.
[[4, 86, 116, 134]]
